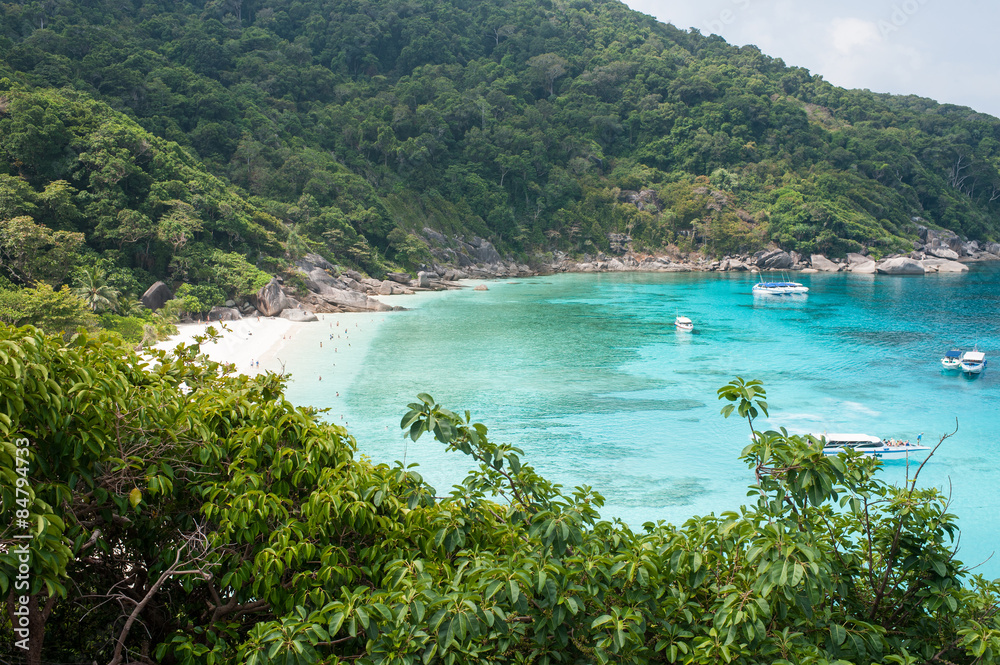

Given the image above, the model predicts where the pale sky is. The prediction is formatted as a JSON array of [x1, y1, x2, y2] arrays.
[[623, 0, 1000, 118]]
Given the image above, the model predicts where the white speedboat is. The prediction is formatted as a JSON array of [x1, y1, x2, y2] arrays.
[[674, 315, 693, 331], [941, 349, 963, 370], [960, 350, 987, 375], [811, 433, 931, 459], [753, 281, 809, 295]]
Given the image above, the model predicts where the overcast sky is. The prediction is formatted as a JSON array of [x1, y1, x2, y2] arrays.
[[623, 0, 1000, 118]]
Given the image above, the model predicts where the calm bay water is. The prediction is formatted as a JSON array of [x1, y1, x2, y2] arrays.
[[283, 264, 1000, 579]]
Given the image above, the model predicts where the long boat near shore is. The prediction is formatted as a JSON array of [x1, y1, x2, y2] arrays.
[[810, 433, 932, 459]]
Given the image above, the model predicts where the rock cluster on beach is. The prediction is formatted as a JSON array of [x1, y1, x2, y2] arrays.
[[175, 220, 1000, 322]]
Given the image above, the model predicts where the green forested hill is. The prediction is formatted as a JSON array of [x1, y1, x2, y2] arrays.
[[2, 0, 1000, 292]]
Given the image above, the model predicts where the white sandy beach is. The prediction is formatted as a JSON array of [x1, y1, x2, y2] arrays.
[[152, 292, 424, 379], [153, 288, 472, 392], [153, 317, 301, 376]]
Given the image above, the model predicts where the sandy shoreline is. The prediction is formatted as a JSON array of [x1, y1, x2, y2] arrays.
[[153, 317, 301, 376], [152, 291, 423, 378]]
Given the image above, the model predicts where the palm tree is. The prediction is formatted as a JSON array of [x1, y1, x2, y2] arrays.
[[72, 267, 120, 313]]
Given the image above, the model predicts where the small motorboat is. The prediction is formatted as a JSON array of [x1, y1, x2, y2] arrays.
[[674, 315, 693, 331], [753, 281, 809, 295], [811, 433, 931, 459], [941, 349, 963, 370], [960, 350, 987, 375]]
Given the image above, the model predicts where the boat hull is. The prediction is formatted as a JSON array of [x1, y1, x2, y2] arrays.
[[752, 282, 809, 295], [822, 445, 932, 459]]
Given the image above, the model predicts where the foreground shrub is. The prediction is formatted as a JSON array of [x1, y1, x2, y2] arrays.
[[0, 330, 997, 664]]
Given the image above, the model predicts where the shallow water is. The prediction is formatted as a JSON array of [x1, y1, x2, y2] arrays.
[[283, 264, 1000, 578]]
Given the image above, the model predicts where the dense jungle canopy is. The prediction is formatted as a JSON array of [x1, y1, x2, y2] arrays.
[[2, 0, 1000, 293]]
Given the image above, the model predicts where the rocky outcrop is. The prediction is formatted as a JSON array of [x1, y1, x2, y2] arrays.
[[620, 189, 660, 212], [754, 249, 794, 270], [474, 284, 489, 291], [810, 254, 840, 272], [925, 245, 960, 260], [915, 225, 964, 254], [141, 281, 173, 311], [933, 260, 969, 273], [253, 277, 291, 316], [378, 280, 409, 295], [875, 257, 925, 275], [207, 306, 241, 321], [280, 308, 319, 322], [299, 268, 394, 311], [422, 228, 504, 268], [846, 253, 869, 265], [849, 260, 877, 274], [417, 271, 438, 288], [295, 252, 337, 274]]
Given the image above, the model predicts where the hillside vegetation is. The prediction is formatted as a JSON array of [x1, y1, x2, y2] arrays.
[[2, 0, 1000, 303]]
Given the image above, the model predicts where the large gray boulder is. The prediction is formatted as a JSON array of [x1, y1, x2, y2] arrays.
[[726, 258, 749, 271], [846, 252, 869, 265], [417, 271, 439, 288], [303, 267, 339, 293], [280, 308, 319, 322], [342, 269, 364, 282], [386, 272, 411, 285], [141, 281, 173, 311], [876, 257, 925, 275], [377, 280, 408, 295], [984, 242, 1000, 256], [442, 269, 468, 281], [207, 306, 241, 321], [810, 254, 840, 272], [925, 245, 960, 260], [461, 236, 502, 264], [254, 277, 291, 316], [849, 260, 877, 274], [295, 252, 337, 274], [757, 249, 794, 270], [935, 260, 969, 273]]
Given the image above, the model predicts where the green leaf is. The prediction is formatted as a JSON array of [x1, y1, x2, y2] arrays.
[[830, 623, 847, 646], [591, 614, 613, 629]]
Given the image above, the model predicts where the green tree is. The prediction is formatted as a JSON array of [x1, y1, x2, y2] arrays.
[[0, 284, 97, 335], [70, 267, 120, 313], [0, 216, 85, 286]]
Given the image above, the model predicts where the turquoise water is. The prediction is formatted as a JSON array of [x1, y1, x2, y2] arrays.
[[283, 265, 1000, 579]]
